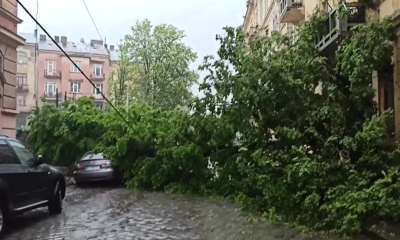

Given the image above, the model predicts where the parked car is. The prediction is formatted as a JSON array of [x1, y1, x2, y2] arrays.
[[73, 151, 123, 185], [0, 135, 65, 235]]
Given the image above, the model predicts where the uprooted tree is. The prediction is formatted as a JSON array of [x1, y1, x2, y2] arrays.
[[28, 11, 400, 236]]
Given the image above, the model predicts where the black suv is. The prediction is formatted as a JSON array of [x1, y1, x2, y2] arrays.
[[0, 135, 66, 235]]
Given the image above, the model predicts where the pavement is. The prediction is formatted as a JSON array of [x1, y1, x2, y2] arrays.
[[3, 183, 374, 240]]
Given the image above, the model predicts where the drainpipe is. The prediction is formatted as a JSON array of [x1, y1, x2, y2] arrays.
[[34, 29, 39, 108]]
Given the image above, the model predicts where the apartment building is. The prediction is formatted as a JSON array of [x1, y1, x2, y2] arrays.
[[15, 32, 37, 128], [37, 35, 110, 109], [244, 0, 400, 138], [0, 0, 25, 137]]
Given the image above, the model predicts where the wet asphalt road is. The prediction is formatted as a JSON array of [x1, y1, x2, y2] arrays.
[[3, 184, 372, 240]]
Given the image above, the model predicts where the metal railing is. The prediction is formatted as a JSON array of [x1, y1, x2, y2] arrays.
[[315, 5, 366, 51]]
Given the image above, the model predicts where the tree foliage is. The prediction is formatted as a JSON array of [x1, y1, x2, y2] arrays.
[[108, 42, 135, 108], [123, 19, 198, 109], [28, 98, 104, 167], [28, 13, 400, 236]]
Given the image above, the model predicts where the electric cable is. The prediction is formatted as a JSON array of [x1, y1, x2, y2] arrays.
[[16, 0, 134, 130], [81, 0, 103, 41]]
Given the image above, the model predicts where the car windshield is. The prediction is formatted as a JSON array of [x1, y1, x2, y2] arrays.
[[81, 152, 104, 160]]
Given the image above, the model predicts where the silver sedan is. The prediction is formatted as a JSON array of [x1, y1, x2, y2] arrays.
[[73, 152, 123, 185]]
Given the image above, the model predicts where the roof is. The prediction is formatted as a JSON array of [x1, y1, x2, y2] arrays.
[[18, 32, 36, 44], [18, 32, 110, 56]]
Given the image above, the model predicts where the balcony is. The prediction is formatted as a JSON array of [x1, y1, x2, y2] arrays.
[[92, 94, 103, 100], [90, 73, 105, 81], [44, 91, 63, 100], [44, 70, 62, 79], [16, 84, 28, 92], [315, 5, 366, 53], [279, 0, 304, 25]]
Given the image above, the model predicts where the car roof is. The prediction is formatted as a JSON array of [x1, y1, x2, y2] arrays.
[[0, 135, 23, 144]]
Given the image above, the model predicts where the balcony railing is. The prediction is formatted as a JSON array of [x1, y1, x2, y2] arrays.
[[16, 84, 28, 92], [44, 91, 63, 99], [315, 5, 366, 52], [90, 73, 105, 80], [279, 0, 304, 25], [44, 70, 62, 78], [92, 94, 103, 100]]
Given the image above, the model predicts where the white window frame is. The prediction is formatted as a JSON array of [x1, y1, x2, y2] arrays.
[[70, 81, 81, 93], [70, 61, 81, 73], [93, 64, 103, 76], [17, 52, 27, 64], [46, 60, 56, 74], [92, 83, 103, 98], [44, 82, 57, 97], [17, 95, 26, 106]]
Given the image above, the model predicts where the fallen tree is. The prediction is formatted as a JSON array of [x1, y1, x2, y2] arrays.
[[27, 14, 400, 236]]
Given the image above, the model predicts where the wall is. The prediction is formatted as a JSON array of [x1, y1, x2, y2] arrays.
[[16, 45, 36, 112], [0, 0, 23, 137]]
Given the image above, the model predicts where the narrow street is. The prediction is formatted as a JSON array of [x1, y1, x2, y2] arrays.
[[3, 185, 372, 240]]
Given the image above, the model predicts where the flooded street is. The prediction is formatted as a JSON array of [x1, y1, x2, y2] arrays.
[[4, 184, 373, 240]]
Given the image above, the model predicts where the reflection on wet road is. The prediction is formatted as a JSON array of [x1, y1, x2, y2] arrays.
[[4, 184, 372, 240]]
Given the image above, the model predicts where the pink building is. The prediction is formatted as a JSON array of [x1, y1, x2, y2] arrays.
[[37, 35, 109, 108]]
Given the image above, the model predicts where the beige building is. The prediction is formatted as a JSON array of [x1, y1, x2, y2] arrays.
[[244, 0, 400, 138], [0, 0, 25, 137], [15, 33, 37, 128]]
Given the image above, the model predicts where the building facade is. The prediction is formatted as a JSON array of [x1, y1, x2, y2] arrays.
[[15, 32, 37, 128], [244, 0, 400, 139], [36, 35, 110, 109], [0, 0, 25, 137]]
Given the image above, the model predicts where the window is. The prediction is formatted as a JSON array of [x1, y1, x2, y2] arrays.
[[92, 84, 103, 95], [44, 82, 57, 97], [70, 81, 81, 93], [17, 52, 27, 64], [70, 61, 81, 73], [17, 95, 26, 106], [93, 64, 103, 76], [16, 73, 27, 86], [46, 60, 56, 74], [95, 103, 103, 109], [0, 140, 17, 164], [8, 140, 36, 166]]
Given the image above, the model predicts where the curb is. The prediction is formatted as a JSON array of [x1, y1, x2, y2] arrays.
[[361, 227, 390, 240]]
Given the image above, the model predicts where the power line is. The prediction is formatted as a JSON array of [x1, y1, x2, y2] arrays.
[[16, 0, 133, 130], [81, 0, 103, 41]]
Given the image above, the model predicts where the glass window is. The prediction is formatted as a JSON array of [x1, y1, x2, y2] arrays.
[[0, 140, 17, 164], [17, 52, 27, 64], [8, 140, 36, 166]]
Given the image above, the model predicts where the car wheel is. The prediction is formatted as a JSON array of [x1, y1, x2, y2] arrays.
[[48, 181, 63, 215], [0, 200, 9, 236]]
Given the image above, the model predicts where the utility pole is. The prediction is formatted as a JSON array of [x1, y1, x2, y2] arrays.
[[55, 88, 58, 107]]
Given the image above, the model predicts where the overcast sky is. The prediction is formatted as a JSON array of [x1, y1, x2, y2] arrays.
[[17, 0, 244, 95]]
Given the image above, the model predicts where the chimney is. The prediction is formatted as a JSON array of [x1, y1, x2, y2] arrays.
[[55, 36, 59, 43], [61, 36, 67, 45], [39, 34, 46, 42], [90, 39, 103, 46], [34, 29, 37, 38], [110, 45, 114, 51]]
